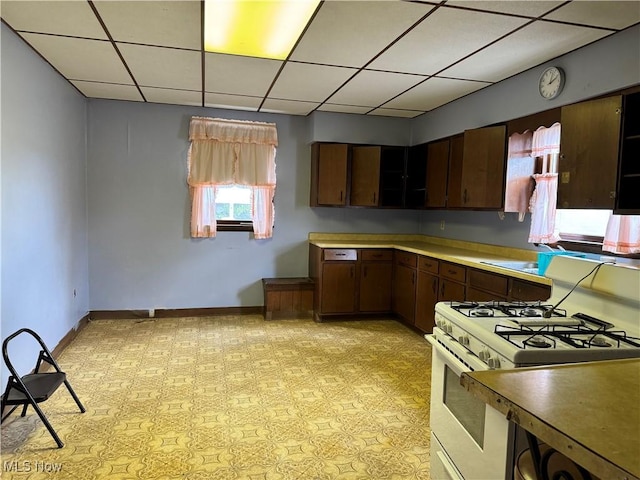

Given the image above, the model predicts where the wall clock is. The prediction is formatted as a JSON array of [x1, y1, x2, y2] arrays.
[[538, 66, 565, 100]]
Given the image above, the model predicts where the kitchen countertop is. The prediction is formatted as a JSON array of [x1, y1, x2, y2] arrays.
[[308, 233, 552, 285], [461, 359, 640, 480]]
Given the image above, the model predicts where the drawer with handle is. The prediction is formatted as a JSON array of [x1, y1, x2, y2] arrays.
[[323, 249, 357, 261], [440, 262, 466, 282], [361, 249, 393, 262]]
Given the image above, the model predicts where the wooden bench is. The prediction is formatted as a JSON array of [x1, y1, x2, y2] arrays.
[[262, 278, 314, 320]]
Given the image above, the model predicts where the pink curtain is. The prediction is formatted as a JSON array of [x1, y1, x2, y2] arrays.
[[504, 131, 534, 221], [603, 215, 640, 254], [190, 185, 216, 238], [528, 123, 561, 244], [187, 117, 277, 239]]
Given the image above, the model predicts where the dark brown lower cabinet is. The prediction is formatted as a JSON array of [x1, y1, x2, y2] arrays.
[[360, 262, 393, 312], [415, 270, 438, 332], [393, 264, 417, 324], [320, 263, 357, 314]]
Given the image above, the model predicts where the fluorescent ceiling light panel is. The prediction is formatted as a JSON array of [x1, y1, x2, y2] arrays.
[[204, 0, 319, 60]]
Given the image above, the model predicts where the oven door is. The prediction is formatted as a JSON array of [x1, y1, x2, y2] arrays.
[[427, 330, 513, 480]]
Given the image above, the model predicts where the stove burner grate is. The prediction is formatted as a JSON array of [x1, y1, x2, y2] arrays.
[[494, 322, 640, 351], [470, 307, 494, 317], [524, 336, 553, 348], [449, 301, 566, 318]]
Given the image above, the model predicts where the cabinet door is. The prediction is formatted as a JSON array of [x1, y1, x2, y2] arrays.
[[438, 278, 465, 302], [461, 125, 507, 209], [426, 139, 449, 208], [559, 96, 622, 209], [312, 143, 349, 206], [447, 134, 465, 208], [351, 146, 381, 207], [393, 264, 416, 324], [360, 262, 392, 312], [320, 263, 357, 313], [415, 271, 438, 333]]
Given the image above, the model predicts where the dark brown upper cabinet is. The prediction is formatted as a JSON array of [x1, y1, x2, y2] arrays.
[[460, 125, 507, 209], [558, 96, 622, 209], [425, 139, 450, 208], [351, 145, 381, 207], [310, 143, 349, 206]]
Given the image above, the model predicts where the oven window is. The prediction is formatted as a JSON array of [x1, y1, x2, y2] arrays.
[[444, 365, 486, 448]]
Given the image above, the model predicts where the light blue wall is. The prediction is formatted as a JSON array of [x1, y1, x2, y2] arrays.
[[1, 24, 89, 377], [86, 101, 420, 310], [414, 25, 640, 249], [2, 21, 639, 341]]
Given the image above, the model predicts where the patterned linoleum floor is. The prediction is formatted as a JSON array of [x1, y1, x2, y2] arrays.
[[0, 315, 432, 479]]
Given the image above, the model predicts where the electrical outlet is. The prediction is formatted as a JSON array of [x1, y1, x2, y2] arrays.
[[440, 220, 445, 230], [73, 289, 77, 298]]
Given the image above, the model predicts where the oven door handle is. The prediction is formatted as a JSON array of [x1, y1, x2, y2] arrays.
[[426, 334, 489, 373]]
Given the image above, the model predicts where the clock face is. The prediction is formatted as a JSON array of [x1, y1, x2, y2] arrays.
[[539, 67, 564, 100]]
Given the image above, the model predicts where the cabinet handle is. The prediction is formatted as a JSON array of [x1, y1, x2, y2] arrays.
[[340, 191, 343, 202], [463, 189, 468, 204], [412, 272, 415, 285], [432, 278, 437, 294], [440, 283, 445, 297], [373, 192, 376, 204]]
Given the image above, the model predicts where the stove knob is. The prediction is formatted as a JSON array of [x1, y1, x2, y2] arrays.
[[458, 335, 469, 346], [487, 357, 501, 369], [478, 350, 489, 361]]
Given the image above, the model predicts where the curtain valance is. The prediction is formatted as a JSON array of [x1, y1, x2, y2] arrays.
[[189, 116, 278, 146]]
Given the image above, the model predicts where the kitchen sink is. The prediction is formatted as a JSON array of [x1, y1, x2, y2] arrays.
[[481, 261, 539, 275]]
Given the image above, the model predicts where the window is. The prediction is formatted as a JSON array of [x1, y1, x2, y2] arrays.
[[215, 185, 252, 231], [187, 116, 277, 239], [556, 210, 640, 257]]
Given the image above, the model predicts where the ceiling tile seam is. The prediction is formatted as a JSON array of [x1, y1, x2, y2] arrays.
[[0, 19, 87, 99], [6, 30, 109, 42], [376, 0, 624, 113], [87, 0, 146, 103], [366, 10, 556, 115], [310, 0, 447, 116], [257, 0, 325, 113]]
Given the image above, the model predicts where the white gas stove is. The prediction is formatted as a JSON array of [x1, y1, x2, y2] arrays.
[[427, 255, 640, 480], [431, 255, 640, 369]]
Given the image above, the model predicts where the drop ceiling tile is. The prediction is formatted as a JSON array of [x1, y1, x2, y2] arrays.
[[20, 33, 132, 84], [446, 1, 564, 17], [0, 1, 108, 39], [543, 1, 640, 30], [370, 8, 528, 75], [442, 22, 610, 82], [118, 43, 201, 90], [71, 81, 143, 102], [384, 77, 489, 111], [260, 99, 319, 116], [92, 0, 201, 49], [368, 107, 424, 118], [317, 104, 373, 115], [140, 87, 202, 106], [205, 53, 282, 97], [290, 1, 436, 68], [205, 93, 262, 111], [327, 70, 426, 108], [269, 63, 357, 102]]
